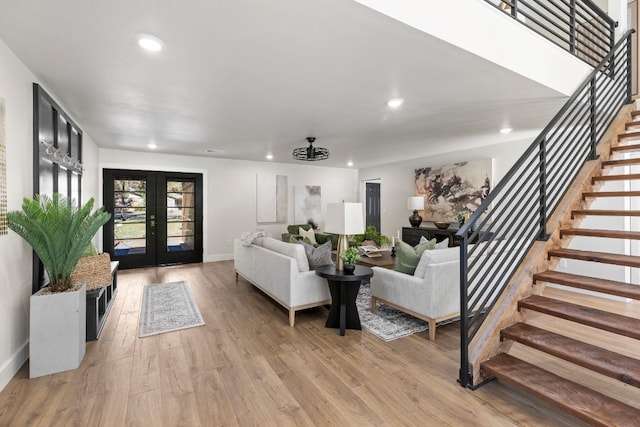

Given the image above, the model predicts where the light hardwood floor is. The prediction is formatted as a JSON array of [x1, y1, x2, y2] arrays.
[[3, 260, 635, 426]]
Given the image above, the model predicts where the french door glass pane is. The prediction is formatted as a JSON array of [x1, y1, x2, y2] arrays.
[[114, 179, 147, 255], [167, 180, 195, 251]]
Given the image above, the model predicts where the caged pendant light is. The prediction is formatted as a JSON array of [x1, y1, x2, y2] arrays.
[[292, 137, 329, 161]]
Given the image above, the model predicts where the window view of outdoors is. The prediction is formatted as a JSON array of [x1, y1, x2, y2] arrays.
[[167, 180, 195, 252], [114, 179, 147, 255]]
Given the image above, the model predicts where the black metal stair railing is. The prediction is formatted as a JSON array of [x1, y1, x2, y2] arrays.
[[456, 29, 634, 388], [487, 0, 616, 66]]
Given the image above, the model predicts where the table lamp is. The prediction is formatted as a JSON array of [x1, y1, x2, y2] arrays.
[[325, 202, 365, 270], [408, 196, 424, 228]]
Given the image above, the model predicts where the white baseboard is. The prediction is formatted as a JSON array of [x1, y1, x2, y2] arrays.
[[204, 253, 233, 263], [0, 340, 28, 392]]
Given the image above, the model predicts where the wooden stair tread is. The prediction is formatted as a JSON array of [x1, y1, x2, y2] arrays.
[[548, 247, 640, 268], [518, 295, 640, 340], [583, 190, 640, 198], [572, 209, 640, 217], [533, 270, 640, 300], [618, 130, 640, 139], [602, 158, 640, 167], [625, 120, 640, 129], [631, 110, 640, 118], [481, 353, 640, 427], [560, 228, 640, 240], [611, 143, 640, 152], [592, 173, 640, 182], [501, 323, 640, 387]]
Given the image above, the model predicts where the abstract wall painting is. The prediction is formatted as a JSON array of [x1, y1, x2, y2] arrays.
[[294, 185, 321, 228], [0, 98, 6, 235], [414, 159, 492, 221]]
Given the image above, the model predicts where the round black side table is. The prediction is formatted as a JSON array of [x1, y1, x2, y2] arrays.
[[315, 265, 374, 336]]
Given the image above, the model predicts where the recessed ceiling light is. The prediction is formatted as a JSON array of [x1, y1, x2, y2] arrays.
[[387, 98, 404, 108], [135, 34, 164, 52], [347, 160, 354, 167], [500, 127, 513, 134], [147, 142, 157, 149], [266, 153, 273, 160]]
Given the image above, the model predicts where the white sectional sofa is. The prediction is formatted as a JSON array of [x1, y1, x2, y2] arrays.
[[234, 237, 331, 326], [370, 246, 461, 340]]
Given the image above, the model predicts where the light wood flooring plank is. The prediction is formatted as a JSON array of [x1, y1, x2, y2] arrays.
[[1, 260, 638, 426]]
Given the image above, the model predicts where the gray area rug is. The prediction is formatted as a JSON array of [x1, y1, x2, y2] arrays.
[[139, 281, 205, 337], [357, 282, 457, 341]]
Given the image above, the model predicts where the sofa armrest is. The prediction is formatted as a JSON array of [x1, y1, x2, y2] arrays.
[[370, 267, 423, 292]]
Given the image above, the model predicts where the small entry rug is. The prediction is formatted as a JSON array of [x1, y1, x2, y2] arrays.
[[357, 282, 459, 341], [139, 281, 205, 337]]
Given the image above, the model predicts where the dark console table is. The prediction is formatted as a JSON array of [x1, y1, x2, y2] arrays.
[[315, 265, 373, 336], [402, 223, 461, 247]]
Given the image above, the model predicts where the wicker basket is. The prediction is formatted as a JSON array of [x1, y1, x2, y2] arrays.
[[71, 253, 112, 291]]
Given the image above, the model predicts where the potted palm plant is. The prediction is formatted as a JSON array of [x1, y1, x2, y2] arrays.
[[8, 193, 110, 377]]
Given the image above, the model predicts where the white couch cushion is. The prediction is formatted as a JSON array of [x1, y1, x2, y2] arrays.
[[261, 237, 310, 272], [414, 246, 459, 278]]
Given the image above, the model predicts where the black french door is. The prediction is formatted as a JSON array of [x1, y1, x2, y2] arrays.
[[103, 169, 203, 269], [365, 182, 381, 232]]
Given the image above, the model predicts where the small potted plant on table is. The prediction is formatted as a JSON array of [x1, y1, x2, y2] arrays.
[[340, 247, 361, 274]]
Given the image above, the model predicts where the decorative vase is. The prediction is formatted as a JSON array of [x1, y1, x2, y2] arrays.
[[409, 210, 422, 228], [343, 264, 356, 274], [29, 283, 86, 378]]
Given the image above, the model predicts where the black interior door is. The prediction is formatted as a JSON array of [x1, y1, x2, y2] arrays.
[[103, 169, 203, 269], [365, 182, 381, 232]]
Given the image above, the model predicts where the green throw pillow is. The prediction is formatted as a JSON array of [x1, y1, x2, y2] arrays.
[[288, 235, 300, 243], [393, 239, 436, 275]]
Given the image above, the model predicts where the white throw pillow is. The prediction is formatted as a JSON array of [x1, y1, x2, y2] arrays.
[[435, 238, 449, 249], [420, 235, 449, 250], [299, 227, 317, 245]]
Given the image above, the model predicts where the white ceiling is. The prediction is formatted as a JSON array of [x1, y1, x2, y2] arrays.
[[0, 0, 567, 169]]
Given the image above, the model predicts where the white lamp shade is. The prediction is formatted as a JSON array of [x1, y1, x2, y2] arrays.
[[408, 196, 425, 210], [324, 202, 365, 235]]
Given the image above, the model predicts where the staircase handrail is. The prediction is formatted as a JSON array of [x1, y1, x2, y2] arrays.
[[456, 28, 635, 388], [485, 0, 616, 66]]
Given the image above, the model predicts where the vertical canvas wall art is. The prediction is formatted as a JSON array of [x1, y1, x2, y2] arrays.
[[0, 98, 6, 235], [256, 173, 287, 223], [414, 159, 492, 221], [294, 185, 321, 228], [275, 175, 287, 223]]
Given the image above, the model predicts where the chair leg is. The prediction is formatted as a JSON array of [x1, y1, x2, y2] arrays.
[[428, 319, 436, 341], [289, 309, 295, 327], [371, 296, 378, 313], [235, 271, 238, 282]]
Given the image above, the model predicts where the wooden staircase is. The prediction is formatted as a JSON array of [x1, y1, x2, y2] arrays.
[[480, 112, 640, 425]]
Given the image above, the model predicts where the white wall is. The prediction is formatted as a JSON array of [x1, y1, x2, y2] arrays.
[[553, 175, 629, 298], [0, 39, 100, 391], [99, 149, 359, 261], [358, 137, 531, 240], [354, 0, 592, 96]]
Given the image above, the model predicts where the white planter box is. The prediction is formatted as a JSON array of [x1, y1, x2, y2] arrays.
[[29, 283, 86, 378]]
